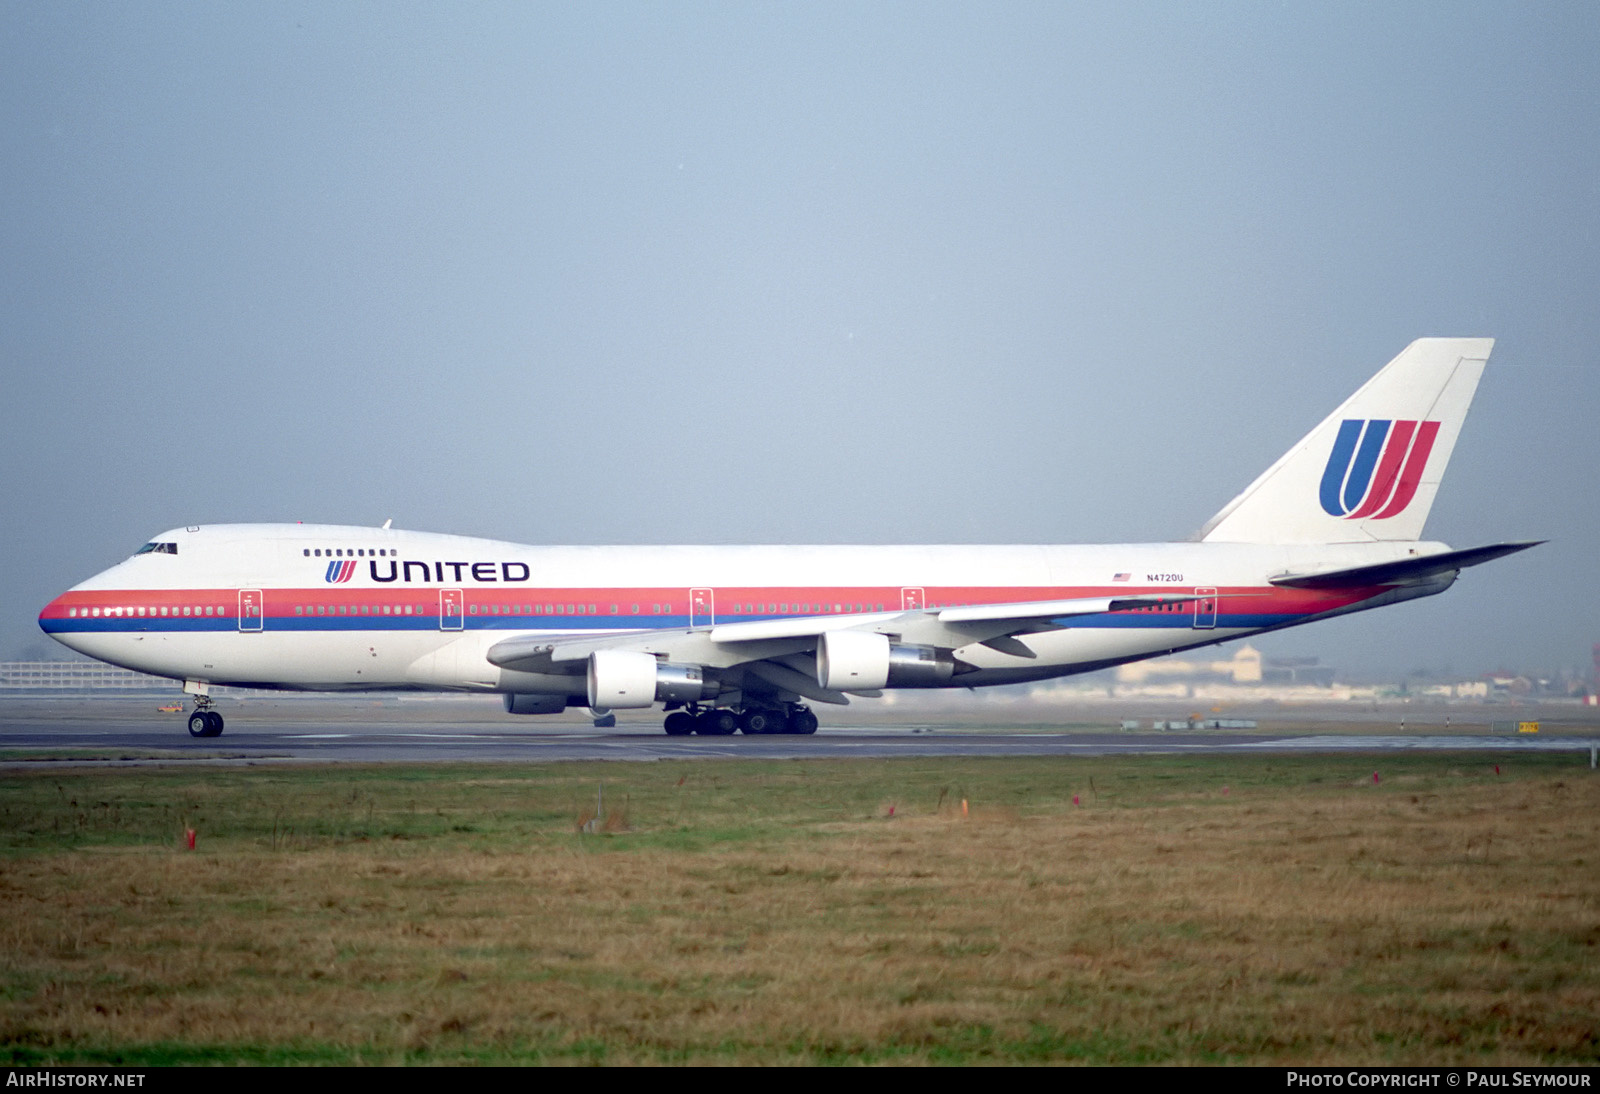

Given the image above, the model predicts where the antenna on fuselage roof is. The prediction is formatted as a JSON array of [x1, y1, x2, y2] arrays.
[[381, 519, 392, 530]]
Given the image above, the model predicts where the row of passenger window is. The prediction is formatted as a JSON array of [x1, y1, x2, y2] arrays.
[[297, 604, 670, 617], [69, 599, 983, 623], [68, 605, 224, 618], [728, 602, 887, 615], [468, 604, 668, 616]]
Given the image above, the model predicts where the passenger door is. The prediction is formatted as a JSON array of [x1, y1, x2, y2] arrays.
[[238, 589, 263, 632]]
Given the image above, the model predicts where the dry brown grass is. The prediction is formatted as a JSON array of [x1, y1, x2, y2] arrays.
[[1, 755, 1596, 1064]]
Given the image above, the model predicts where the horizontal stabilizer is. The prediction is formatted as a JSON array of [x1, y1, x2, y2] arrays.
[[1269, 540, 1543, 589]]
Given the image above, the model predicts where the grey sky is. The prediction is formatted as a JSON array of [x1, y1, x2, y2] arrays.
[[3, 2, 1595, 679]]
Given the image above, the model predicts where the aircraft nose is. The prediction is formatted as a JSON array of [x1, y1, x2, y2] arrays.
[[39, 592, 65, 631], [38, 591, 85, 652]]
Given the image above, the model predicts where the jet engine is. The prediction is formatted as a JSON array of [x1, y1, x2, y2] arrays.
[[816, 630, 955, 690], [586, 649, 718, 709]]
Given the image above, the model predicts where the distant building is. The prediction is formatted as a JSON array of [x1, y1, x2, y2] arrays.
[[0, 661, 172, 691], [1114, 644, 1263, 685], [1260, 656, 1336, 687], [1487, 675, 1533, 697]]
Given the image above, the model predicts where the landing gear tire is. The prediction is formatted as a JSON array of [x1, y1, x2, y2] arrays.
[[740, 709, 785, 735], [695, 709, 738, 736], [663, 711, 695, 736], [189, 711, 224, 738], [790, 708, 818, 735]]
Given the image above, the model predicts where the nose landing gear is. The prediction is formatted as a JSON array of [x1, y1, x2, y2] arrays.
[[184, 683, 224, 737]]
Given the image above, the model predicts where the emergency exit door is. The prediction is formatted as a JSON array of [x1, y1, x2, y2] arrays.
[[238, 589, 263, 632], [440, 589, 464, 631], [690, 588, 714, 628]]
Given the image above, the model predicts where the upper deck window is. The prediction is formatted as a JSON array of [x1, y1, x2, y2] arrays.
[[135, 542, 177, 556]]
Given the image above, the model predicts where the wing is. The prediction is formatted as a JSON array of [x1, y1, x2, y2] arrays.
[[483, 592, 1208, 706]]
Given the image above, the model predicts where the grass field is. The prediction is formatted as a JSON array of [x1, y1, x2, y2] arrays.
[[1, 753, 1596, 1065]]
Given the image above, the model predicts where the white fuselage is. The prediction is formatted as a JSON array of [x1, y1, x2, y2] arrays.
[[40, 523, 1449, 699]]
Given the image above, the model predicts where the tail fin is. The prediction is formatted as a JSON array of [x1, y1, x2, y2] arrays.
[[1198, 338, 1493, 544]]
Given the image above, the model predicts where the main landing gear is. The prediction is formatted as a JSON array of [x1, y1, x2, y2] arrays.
[[187, 700, 224, 738], [662, 704, 818, 736]]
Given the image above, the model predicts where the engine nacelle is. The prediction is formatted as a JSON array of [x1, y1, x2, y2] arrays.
[[817, 631, 955, 690], [587, 650, 658, 708], [586, 650, 717, 709], [817, 630, 891, 689], [503, 693, 568, 715]]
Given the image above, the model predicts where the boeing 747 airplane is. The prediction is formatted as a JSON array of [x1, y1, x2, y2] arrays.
[[40, 339, 1537, 737]]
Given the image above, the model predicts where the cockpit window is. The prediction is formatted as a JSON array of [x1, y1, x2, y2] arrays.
[[135, 542, 178, 556]]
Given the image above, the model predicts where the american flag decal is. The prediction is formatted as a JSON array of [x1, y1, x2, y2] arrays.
[[1112, 572, 1131, 582]]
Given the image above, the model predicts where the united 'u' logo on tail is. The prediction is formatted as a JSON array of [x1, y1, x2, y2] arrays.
[[1318, 419, 1440, 519], [324, 560, 356, 583]]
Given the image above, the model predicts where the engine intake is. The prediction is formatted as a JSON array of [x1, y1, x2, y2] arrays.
[[816, 631, 955, 690], [586, 649, 717, 709]]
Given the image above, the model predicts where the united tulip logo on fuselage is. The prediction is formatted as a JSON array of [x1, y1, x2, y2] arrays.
[[1318, 418, 1439, 519], [324, 560, 357, 583]]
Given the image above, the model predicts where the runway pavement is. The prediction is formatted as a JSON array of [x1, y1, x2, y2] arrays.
[[3, 698, 1597, 765]]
